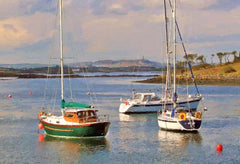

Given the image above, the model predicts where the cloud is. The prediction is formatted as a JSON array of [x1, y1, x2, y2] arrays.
[[0, 12, 55, 51], [53, 0, 240, 61], [148, 14, 164, 23], [0, 0, 30, 19], [177, 6, 240, 39], [141, 0, 162, 8], [0, 19, 30, 49], [3, 24, 17, 33], [80, 11, 164, 59], [179, 0, 218, 9], [0, 0, 240, 64], [108, 4, 127, 15]]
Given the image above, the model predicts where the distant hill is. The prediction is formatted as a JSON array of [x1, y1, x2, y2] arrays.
[[0, 59, 163, 69], [0, 63, 48, 69], [71, 59, 163, 68]]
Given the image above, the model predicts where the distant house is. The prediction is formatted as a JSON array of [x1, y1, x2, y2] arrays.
[[0, 67, 8, 73]]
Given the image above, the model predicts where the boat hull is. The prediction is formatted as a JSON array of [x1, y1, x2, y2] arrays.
[[119, 98, 201, 114], [158, 117, 201, 132], [40, 120, 110, 138]]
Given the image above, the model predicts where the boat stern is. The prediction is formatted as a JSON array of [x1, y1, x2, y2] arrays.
[[178, 119, 202, 131]]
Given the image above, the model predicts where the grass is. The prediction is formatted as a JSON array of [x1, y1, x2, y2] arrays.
[[138, 61, 240, 86], [192, 62, 240, 76]]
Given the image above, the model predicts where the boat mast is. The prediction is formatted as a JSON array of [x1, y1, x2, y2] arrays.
[[59, 0, 64, 101], [164, 0, 171, 101], [173, 0, 177, 106]]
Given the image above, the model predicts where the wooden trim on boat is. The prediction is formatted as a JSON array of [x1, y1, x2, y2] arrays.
[[45, 126, 73, 132], [40, 119, 93, 127]]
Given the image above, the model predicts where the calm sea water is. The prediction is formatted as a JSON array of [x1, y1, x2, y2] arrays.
[[0, 76, 240, 163]]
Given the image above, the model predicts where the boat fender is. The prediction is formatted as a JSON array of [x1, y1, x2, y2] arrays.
[[195, 112, 202, 119], [178, 112, 186, 120], [39, 111, 45, 115], [38, 123, 44, 129]]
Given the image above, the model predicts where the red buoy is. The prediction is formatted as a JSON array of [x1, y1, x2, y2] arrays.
[[38, 123, 44, 129], [125, 101, 129, 105], [8, 94, 12, 98], [216, 144, 223, 153], [29, 91, 32, 95], [38, 134, 44, 142]]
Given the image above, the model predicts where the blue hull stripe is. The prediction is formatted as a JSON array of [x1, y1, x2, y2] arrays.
[[132, 99, 200, 107]]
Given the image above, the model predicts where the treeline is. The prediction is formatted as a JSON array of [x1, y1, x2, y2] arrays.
[[176, 50, 240, 68]]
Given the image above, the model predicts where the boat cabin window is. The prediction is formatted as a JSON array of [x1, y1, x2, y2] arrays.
[[77, 111, 96, 118], [77, 111, 86, 118], [88, 110, 96, 117], [76, 110, 97, 122], [65, 113, 74, 117], [151, 96, 160, 101], [143, 95, 151, 101], [166, 114, 171, 117], [134, 94, 141, 100]]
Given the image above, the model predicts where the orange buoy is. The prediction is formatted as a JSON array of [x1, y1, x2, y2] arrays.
[[38, 123, 44, 129], [29, 91, 32, 95], [38, 134, 44, 142], [216, 144, 223, 153], [125, 101, 129, 105], [8, 94, 12, 98]]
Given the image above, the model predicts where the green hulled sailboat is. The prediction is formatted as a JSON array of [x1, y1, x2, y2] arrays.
[[38, 0, 110, 138]]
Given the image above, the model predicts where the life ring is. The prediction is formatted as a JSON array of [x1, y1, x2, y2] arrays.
[[178, 112, 186, 120], [195, 112, 202, 119]]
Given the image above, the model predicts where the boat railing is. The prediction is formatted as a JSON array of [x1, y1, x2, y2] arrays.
[[78, 114, 109, 123], [120, 97, 132, 102], [97, 114, 110, 122], [177, 94, 201, 100], [132, 88, 162, 92]]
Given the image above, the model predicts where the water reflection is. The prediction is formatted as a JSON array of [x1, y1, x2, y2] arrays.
[[119, 113, 156, 122], [38, 134, 110, 161], [158, 130, 202, 148]]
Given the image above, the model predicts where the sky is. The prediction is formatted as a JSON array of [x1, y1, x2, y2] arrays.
[[0, 0, 240, 64]]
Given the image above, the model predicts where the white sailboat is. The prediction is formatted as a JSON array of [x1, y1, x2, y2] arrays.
[[38, 0, 110, 138], [119, 90, 201, 113], [158, 0, 205, 131], [119, 0, 202, 114]]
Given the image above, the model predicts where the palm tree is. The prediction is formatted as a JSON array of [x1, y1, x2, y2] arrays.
[[211, 54, 215, 65], [232, 51, 238, 62], [223, 52, 231, 63], [184, 54, 197, 65], [196, 55, 205, 64], [216, 52, 224, 64]]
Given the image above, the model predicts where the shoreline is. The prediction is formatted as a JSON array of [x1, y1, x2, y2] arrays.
[[136, 75, 240, 86], [1, 73, 240, 86], [0, 73, 158, 79]]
